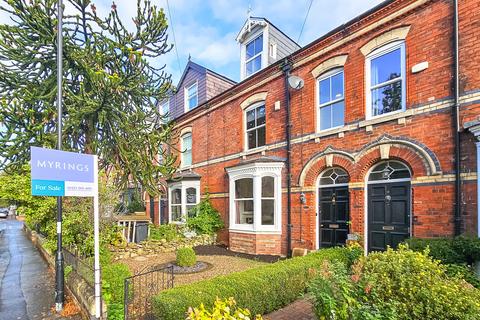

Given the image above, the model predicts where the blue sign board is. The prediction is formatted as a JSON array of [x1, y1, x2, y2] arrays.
[[31, 147, 97, 197]]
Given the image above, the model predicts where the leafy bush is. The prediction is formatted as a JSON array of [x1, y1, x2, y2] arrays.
[[176, 247, 197, 267], [405, 236, 480, 265], [102, 258, 131, 320], [150, 224, 181, 241], [153, 246, 362, 320], [186, 297, 262, 320], [445, 263, 480, 288], [127, 197, 145, 213], [187, 196, 224, 235], [309, 245, 480, 320]]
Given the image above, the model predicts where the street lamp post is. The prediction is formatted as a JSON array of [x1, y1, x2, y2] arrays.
[[55, 0, 64, 312]]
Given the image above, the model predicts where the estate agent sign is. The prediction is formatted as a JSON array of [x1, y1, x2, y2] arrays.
[[31, 146, 96, 197], [30, 146, 102, 318]]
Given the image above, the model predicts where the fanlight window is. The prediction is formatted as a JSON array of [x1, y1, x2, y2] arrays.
[[319, 168, 349, 186], [369, 161, 410, 181]]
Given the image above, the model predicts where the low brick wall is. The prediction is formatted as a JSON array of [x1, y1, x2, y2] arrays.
[[23, 225, 106, 319], [229, 232, 282, 256]]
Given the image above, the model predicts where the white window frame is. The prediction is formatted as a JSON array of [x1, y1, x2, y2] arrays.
[[180, 132, 192, 168], [168, 180, 200, 223], [240, 29, 268, 80], [184, 82, 198, 112], [244, 101, 266, 151], [365, 41, 406, 120], [159, 100, 170, 121], [245, 33, 263, 77], [316, 68, 345, 132], [226, 162, 283, 233]]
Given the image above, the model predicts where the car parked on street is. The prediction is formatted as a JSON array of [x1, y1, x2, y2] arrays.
[[0, 207, 8, 219]]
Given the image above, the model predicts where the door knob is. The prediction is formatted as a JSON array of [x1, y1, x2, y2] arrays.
[[385, 195, 392, 205]]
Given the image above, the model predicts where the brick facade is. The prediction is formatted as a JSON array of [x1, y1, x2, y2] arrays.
[[151, 0, 480, 256]]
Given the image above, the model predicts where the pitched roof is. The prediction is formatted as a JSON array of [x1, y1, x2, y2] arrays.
[[236, 16, 300, 48], [176, 60, 236, 91]]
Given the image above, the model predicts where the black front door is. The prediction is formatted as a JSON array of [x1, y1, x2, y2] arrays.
[[368, 182, 410, 252], [160, 199, 167, 224], [319, 186, 349, 248]]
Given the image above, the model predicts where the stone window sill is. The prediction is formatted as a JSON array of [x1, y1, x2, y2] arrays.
[[359, 109, 412, 128]]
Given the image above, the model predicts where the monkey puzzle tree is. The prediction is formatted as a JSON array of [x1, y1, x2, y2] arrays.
[[0, 0, 177, 195]]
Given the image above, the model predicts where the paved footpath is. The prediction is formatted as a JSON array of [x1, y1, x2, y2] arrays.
[[0, 219, 79, 320], [264, 298, 315, 320]]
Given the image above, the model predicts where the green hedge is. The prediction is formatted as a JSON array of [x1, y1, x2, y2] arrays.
[[152, 246, 361, 320], [405, 236, 480, 265]]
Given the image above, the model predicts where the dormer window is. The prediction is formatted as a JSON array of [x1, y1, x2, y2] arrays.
[[245, 34, 263, 77], [185, 82, 198, 111], [160, 100, 169, 122]]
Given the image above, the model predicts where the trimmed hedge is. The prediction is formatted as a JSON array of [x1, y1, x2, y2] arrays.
[[405, 236, 480, 265], [152, 246, 361, 320]]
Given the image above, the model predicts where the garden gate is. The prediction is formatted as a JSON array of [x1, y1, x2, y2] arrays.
[[123, 265, 174, 320]]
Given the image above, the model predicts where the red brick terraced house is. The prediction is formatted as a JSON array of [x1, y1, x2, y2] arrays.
[[147, 0, 480, 256]]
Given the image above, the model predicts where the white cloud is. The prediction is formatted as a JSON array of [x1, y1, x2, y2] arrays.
[[197, 32, 239, 67], [0, 0, 387, 83]]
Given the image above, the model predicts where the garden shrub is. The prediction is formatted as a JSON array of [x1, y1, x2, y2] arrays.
[[153, 246, 362, 320], [127, 193, 145, 213], [309, 245, 480, 320], [186, 297, 262, 320], [405, 236, 480, 265], [445, 263, 480, 288], [149, 224, 181, 241], [176, 247, 197, 267], [186, 196, 224, 235], [102, 257, 131, 320]]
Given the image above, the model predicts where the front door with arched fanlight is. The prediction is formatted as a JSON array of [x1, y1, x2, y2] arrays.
[[318, 168, 349, 248], [367, 161, 411, 252]]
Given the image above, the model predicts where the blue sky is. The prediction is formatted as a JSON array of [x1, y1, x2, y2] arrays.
[[0, 0, 384, 84], [97, 0, 384, 84]]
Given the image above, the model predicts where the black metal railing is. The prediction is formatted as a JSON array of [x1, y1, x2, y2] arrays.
[[63, 247, 95, 288], [124, 265, 174, 320]]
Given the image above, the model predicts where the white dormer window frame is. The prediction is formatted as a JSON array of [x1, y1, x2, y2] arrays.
[[240, 28, 268, 80], [159, 100, 170, 122], [184, 82, 198, 112]]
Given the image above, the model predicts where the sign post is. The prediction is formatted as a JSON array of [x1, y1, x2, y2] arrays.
[[56, 0, 64, 312], [31, 147, 101, 319]]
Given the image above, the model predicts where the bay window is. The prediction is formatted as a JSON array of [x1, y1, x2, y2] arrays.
[[227, 162, 283, 233], [168, 180, 200, 223], [366, 41, 406, 118]]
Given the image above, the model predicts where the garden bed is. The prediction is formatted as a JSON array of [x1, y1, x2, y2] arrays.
[[194, 244, 282, 263], [118, 250, 266, 287]]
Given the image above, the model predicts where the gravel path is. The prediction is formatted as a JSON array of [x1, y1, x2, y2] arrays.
[[119, 252, 266, 286]]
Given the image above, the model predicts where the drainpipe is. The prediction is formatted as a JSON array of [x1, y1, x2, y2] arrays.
[[281, 59, 293, 258], [453, 0, 461, 236]]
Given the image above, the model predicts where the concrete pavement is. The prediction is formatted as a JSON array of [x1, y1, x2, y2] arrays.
[[0, 219, 79, 320]]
